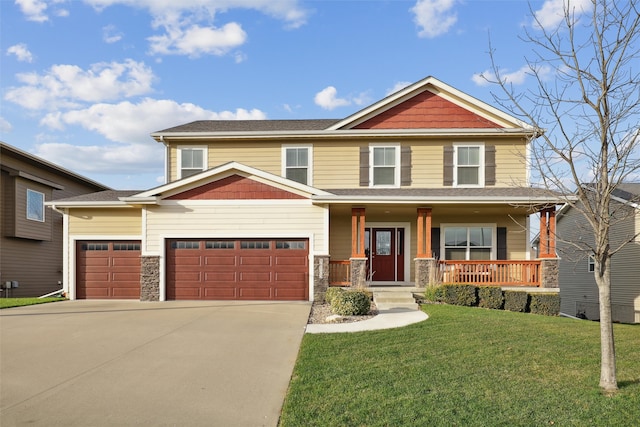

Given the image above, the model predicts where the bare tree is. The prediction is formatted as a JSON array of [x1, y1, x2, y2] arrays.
[[482, 0, 640, 393]]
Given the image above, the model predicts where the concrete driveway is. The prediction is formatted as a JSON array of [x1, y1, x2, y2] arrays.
[[0, 300, 311, 427]]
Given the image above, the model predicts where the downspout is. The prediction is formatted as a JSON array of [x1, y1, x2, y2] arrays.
[[51, 205, 72, 299]]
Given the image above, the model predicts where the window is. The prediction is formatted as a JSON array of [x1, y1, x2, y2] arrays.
[[26, 189, 45, 222], [588, 255, 595, 272], [241, 241, 270, 249], [179, 147, 207, 178], [370, 145, 399, 187], [171, 241, 200, 249], [444, 226, 493, 260], [276, 240, 306, 249], [283, 146, 311, 185], [454, 145, 484, 186], [113, 243, 141, 251], [206, 241, 235, 249]]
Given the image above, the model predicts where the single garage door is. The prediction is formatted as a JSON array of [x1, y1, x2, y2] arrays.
[[167, 238, 309, 300], [76, 241, 141, 299]]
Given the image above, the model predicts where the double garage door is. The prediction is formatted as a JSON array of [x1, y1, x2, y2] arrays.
[[76, 239, 309, 300]]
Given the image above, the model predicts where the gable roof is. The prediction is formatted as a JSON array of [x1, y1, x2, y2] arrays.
[[329, 76, 532, 131], [150, 76, 537, 143]]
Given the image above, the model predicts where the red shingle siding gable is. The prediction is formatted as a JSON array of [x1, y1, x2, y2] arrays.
[[353, 91, 501, 129], [165, 175, 306, 200]]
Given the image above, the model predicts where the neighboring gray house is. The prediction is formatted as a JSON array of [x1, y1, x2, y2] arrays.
[[1, 142, 110, 297], [556, 184, 640, 324]]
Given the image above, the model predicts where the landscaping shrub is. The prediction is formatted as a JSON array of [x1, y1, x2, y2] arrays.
[[442, 284, 477, 306], [529, 293, 561, 316], [504, 291, 529, 312], [478, 286, 504, 310], [423, 285, 444, 303], [324, 287, 344, 305], [330, 289, 371, 316]]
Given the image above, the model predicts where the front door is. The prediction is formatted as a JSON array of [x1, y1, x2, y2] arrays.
[[371, 228, 396, 281]]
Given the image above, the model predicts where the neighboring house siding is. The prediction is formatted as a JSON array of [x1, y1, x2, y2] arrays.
[[144, 202, 326, 254], [68, 209, 143, 235], [557, 201, 640, 323], [1, 146, 107, 297]]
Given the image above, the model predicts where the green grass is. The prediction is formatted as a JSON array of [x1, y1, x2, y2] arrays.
[[0, 297, 66, 309], [280, 304, 640, 427]]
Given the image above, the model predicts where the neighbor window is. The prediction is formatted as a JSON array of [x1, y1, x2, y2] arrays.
[[26, 189, 45, 222], [443, 226, 493, 260], [588, 255, 595, 272], [179, 147, 207, 178], [370, 145, 399, 187], [454, 145, 484, 187], [283, 146, 311, 185]]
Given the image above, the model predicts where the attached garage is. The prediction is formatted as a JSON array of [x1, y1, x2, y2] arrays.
[[166, 238, 309, 300], [76, 241, 141, 299]]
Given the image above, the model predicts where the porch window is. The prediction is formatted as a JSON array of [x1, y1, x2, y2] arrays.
[[370, 145, 399, 187], [444, 226, 493, 260], [179, 147, 207, 179], [283, 146, 311, 185], [454, 144, 484, 187]]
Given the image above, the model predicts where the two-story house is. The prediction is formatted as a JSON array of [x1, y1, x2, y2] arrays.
[[49, 76, 563, 301], [1, 141, 109, 297]]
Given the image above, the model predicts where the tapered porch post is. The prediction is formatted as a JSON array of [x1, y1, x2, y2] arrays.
[[415, 207, 436, 287], [350, 207, 367, 287]]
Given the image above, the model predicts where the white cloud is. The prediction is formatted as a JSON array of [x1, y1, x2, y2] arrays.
[[0, 116, 13, 133], [148, 22, 247, 57], [33, 141, 164, 174], [386, 81, 412, 96], [6, 43, 34, 63], [532, 0, 592, 29], [40, 98, 267, 143], [103, 25, 123, 43], [314, 86, 351, 110], [4, 59, 155, 110], [472, 64, 552, 87], [15, 0, 49, 22], [411, 0, 458, 38]]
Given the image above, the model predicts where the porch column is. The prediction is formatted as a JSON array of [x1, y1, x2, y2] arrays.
[[539, 207, 557, 258], [350, 207, 367, 288], [416, 207, 432, 258], [351, 207, 366, 257]]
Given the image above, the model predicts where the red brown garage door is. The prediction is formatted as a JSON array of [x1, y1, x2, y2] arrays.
[[166, 239, 309, 300], [76, 241, 141, 299]]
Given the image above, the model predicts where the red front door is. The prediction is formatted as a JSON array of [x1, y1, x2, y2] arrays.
[[367, 228, 405, 282]]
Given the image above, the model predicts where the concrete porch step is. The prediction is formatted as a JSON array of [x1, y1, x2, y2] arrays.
[[373, 291, 419, 311]]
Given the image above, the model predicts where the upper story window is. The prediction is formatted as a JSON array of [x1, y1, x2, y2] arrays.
[[26, 189, 45, 222], [443, 144, 495, 187], [443, 225, 494, 260], [588, 255, 595, 272], [454, 144, 484, 187], [370, 145, 400, 187], [178, 147, 207, 179], [282, 145, 312, 185]]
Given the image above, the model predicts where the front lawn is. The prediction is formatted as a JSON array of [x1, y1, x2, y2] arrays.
[[0, 297, 66, 309], [280, 304, 639, 426]]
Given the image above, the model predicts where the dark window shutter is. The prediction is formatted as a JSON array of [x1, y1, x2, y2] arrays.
[[359, 147, 369, 187], [497, 227, 507, 260], [431, 228, 441, 259], [443, 146, 454, 186], [485, 145, 496, 186], [401, 146, 411, 186]]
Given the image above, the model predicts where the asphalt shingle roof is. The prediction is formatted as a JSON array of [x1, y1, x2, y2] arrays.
[[51, 190, 141, 203], [155, 119, 341, 134]]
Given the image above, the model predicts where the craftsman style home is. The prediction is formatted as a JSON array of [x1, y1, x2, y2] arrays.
[[50, 76, 563, 301]]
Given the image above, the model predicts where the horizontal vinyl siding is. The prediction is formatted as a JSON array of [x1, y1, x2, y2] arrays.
[[144, 202, 326, 254], [314, 142, 362, 188], [410, 144, 444, 187], [68, 208, 142, 235], [609, 210, 640, 323], [494, 142, 528, 187]]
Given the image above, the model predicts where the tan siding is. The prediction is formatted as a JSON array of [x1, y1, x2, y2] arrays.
[[314, 142, 362, 188], [494, 142, 528, 186], [145, 202, 326, 254], [68, 208, 142, 235], [169, 146, 177, 181], [407, 143, 443, 187], [208, 142, 280, 174]]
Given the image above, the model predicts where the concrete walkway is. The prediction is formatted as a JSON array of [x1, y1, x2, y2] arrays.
[[305, 308, 428, 334], [0, 300, 311, 427]]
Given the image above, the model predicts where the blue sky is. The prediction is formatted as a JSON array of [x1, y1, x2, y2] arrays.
[[1, 0, 591, 189]]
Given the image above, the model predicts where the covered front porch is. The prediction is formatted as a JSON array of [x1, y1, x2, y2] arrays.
[[327, 205, 558, 288]]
